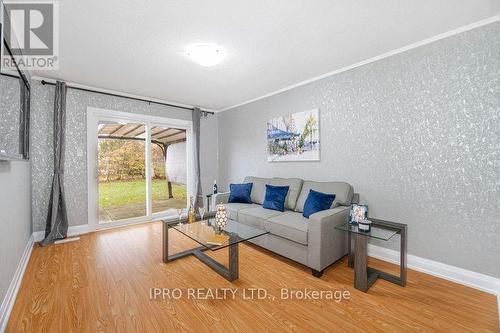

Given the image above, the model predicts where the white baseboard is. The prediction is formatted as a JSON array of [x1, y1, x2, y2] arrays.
[[33, 224, 91, 242], [0, 235, 35, 333], [498, 294, 500, 324], [368, 244, 500, 296], [32, 220, 161, 242]]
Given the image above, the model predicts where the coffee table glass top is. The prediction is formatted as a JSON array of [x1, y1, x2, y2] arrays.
[[171, 219, 269, 251], [335, 223, 398, 241]]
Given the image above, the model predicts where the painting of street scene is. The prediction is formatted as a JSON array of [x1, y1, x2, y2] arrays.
[[267, 109, 320, 162]]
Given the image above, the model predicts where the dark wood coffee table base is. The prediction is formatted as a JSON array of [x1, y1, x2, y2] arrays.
[[162, 222, 239, 282]]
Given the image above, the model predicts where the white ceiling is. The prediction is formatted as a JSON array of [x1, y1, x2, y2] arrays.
[[35, 0, 500, 111]]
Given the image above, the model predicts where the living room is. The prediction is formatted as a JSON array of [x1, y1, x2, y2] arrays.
[[0, 1, 499, 332]]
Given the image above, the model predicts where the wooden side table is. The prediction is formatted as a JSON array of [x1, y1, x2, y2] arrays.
[[336, 218, 407, 292]]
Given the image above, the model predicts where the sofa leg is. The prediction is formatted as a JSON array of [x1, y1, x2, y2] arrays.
[[312, 269, 324, 278]]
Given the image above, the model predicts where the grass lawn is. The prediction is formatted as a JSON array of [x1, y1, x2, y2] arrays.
[[99, 179, 186, 208]]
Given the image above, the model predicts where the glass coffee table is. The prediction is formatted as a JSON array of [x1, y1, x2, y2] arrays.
[[335, 218, 407, 292], [162, 216, 268, 281]]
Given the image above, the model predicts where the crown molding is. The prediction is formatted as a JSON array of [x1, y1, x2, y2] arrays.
[[219, 15, 500, 112]]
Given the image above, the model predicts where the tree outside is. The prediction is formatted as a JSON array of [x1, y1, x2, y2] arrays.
[[98, 139, 187, 222]]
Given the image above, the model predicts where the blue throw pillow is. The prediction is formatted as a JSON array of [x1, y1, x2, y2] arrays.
[[263, 184, 289, 212], [303, 189, 336, 218], [228, 183, 253, 203]]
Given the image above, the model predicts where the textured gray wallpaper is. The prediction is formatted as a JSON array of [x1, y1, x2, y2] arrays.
[[218, 22, 500, 277], [0, 75, 21, 159], [31, 82, 218, 232]]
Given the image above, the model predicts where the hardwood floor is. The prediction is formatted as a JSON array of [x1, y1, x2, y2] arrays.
[[7, 222, 499, 332]]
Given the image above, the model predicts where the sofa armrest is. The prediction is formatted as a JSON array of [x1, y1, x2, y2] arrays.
[[307, 206, 349, 271], [212, 192, 230, 210], [309, 207, 348, 223]]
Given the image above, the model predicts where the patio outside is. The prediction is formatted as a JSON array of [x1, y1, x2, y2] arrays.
[[97, 123, 187, 222]]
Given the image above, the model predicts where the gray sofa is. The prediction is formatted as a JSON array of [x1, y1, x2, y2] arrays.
[[212, 176, 355, 277]]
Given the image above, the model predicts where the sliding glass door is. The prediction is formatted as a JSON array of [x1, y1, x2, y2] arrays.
[[97, 121, 147, 223], [87, 108, 192, 227]]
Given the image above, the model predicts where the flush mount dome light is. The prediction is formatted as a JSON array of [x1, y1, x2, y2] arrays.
[[186, 44, 225, 67]]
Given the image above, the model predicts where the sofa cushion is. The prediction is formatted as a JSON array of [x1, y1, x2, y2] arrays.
[[228, 183, 253, 203], [270, 178, 303, 210], [224, 203, 259, 220], [238, 206, 286, 229], [244, 176, 272, 205], [296, 181, 353, 212], [263, 184, 289, 212], [265, 212, 309, 245], [303, 190, 336, 218]]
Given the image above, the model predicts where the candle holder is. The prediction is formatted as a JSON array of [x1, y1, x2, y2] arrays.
[[215, 204, 228, 232], [358, 219, 372, 232]]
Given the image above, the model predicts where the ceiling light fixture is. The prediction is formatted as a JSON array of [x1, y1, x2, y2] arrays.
[[186, 44, 225, 67]]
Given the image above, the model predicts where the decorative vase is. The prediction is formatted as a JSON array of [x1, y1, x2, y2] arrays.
[[215, 204, 228, 231]]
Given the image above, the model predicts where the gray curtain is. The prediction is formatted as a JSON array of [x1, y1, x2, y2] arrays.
[[41, 81, 69, 246], [18, 75, 30, 159], [192, 107, 204, 213]]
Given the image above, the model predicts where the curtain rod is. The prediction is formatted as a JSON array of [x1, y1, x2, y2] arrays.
[[2, 39, 30, 88], [1, 72, 19, 79], [40, 79, 214, 115]]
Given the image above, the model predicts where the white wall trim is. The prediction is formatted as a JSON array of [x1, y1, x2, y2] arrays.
[[0, 235, 34, 333], [30, 76, 217, 113], [33, 220, 173, 242], [367, 244, 500, 296], [33, 224, 91, 242], [219, 15, 500, 112], [497, 293, 500, 324]]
